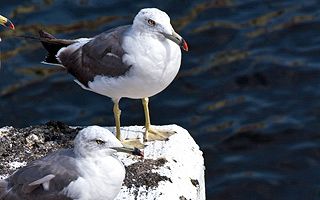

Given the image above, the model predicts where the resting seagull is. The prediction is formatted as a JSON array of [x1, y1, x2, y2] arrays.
[[0, 126, 142, 200], [36, 8, 188, 144], [0, 15, 15, 41]]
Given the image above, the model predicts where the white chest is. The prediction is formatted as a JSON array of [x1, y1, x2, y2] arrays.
[[63, 156, 125, 200], [88, 31, 182, 100], [123, 32, 181, 82]]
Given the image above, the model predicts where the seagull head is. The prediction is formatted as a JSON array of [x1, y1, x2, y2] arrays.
[[74, 126, 143, 157], [0, 15, 14, 30], [133, 8, 188, 51]]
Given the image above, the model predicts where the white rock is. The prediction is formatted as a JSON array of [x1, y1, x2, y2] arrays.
[[0, 126, 13, 137], [110, 125, 206, 200], [0, 175, 6, 180], [9, 161, 27, 170]]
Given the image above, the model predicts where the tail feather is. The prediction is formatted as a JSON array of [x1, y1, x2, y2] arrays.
[[20, 30, 76, 65], [38, 30, 75, 64]]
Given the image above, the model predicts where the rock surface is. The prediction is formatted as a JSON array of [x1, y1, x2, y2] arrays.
[[0, 122, 205, 200]]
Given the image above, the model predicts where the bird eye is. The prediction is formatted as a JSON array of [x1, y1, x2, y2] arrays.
[[95, 139, 105, 145], [147, 19, 156, 26]]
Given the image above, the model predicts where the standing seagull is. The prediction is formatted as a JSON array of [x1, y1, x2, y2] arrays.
[[0, 126, 142, 200], [0, 15, 14, 41], [37, 8, 188, 143]]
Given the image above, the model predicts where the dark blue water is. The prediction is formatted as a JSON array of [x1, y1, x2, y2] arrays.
[[1, 0, 320, 199]]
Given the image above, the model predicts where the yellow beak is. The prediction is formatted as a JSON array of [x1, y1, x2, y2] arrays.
[[0, 15, 15, 30]]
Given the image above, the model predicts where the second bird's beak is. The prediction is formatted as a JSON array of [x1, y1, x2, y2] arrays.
[[162, 31, 188, 51], [111, 147, 144, 157], [0, 15, 15, 30]]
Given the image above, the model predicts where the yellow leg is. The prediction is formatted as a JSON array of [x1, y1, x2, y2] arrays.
[[142, 97, 151, 131], [113, 99, 144, 149], [113, 100, 121, 140], [142, 97, 176, 141]]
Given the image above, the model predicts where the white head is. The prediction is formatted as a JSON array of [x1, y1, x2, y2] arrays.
[[132, 8, 188, 51], [133, 8, 171, 35], [74, 126, 122, 157], [74, 126, 142, 158]]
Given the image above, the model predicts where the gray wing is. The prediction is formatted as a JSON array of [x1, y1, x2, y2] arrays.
[[58, 25, 132, 87], [3, 149, 80, 200]]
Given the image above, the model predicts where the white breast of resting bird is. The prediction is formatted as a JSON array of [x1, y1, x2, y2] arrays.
[[62, 156, 125, 200], [87, 10, 182, 100]]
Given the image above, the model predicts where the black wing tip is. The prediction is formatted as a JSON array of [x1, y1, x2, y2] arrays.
[[38, 30, 61, 65], [39, 30, 56, 39], [44, 55, 60, 65]]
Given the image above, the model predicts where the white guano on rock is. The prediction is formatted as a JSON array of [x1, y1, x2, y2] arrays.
[[113, 125, 205, 200]]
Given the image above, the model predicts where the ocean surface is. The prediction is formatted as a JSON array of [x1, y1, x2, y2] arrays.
[[1, 0, 320, 199]]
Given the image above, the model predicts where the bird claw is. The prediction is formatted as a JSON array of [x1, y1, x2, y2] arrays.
[[121, 138, 145, 149], [144, 126, 176, 142]]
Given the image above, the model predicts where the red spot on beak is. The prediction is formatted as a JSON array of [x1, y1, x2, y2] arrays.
[[182, 39, 188, 52], [4, 19, 15, 30], [132, 147, 144, 157], [10, 23, 15, 30]]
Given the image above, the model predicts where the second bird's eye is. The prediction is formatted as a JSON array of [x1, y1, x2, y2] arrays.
[[147, 19, 156, 26], [95, 139, 105, 145]]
